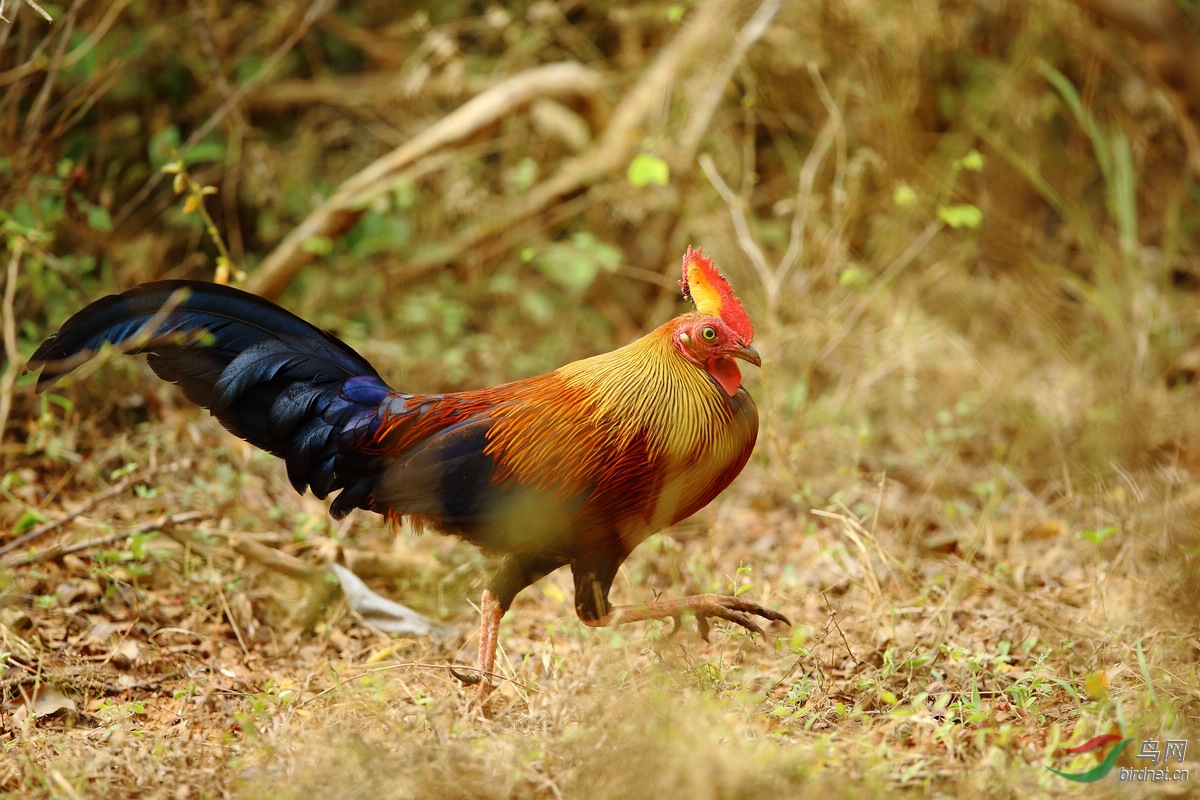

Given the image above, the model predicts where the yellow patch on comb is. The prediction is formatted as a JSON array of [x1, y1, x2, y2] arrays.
[[678, 246, 754, 343]]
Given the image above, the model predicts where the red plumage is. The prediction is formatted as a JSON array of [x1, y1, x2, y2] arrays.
[[29, 249, 788, 701]]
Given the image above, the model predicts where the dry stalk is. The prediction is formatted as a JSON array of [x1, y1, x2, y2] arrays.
[[0, 0, 127, 88], [698, 63, 843, 321], [817, 219, 942, 361]]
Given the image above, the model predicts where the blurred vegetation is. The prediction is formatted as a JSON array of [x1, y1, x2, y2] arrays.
[[5, 0, 1200, 796]]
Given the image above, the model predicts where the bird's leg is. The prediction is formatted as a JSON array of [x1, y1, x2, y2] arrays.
[[580, 593, 790, 640], [474, 587, 504, 702], [468, 555, 563, 706]]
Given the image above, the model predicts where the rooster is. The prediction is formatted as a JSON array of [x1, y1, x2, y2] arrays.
[[29, 247, 788, 696]]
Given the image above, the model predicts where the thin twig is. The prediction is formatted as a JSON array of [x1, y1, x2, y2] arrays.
[[676, 0, 782, 165], [698, 153, 772, 282], [0, 238, 22, 449], [0, 461, 190, 557], [778, 63, 842, 290], [1, 511, 207, 568], [19, 0, 79, 149], [821, 592, 861, 667], [212, 556, 251, 659], [818, 219, 943, 360], [700, 63, 843, 319], [0, 0, 127, 87], [25, 0, 53, 21]]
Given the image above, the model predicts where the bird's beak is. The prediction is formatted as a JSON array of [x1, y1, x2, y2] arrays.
[[727, 344, 761, 368]]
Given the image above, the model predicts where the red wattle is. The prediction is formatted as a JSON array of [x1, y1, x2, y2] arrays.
[[708, 357, 742, 397]]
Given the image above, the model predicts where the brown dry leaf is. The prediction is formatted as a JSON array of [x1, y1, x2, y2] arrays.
[[112, 638, 140, 668], [31, 687, 76, 718]]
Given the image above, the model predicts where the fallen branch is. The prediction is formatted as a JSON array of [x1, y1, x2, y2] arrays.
[[228, 536, 444, 637], [676, 0, 782, 167], [228, 534, 326, 583]]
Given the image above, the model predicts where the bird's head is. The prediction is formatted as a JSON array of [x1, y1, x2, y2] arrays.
[[673, 246, 759, 397]]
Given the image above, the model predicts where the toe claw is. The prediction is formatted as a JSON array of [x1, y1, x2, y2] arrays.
[[450, 666, 482, 685]]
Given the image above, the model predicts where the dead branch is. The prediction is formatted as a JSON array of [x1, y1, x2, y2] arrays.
[[675, 0, 782, 168], [228, 535, 326, 584], [342, 547, 434, 580], [246, 61, 604, 300], [698, 63, 841, 320]]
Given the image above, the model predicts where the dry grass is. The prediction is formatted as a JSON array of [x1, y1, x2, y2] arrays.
[[3, 300, 1197, 798], [5, 0, 1200, 797]]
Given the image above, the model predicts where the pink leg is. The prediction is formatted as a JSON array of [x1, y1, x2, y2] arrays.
[[474, 588, 504, 702]]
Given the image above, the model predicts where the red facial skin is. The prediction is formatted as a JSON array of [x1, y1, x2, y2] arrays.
[[672, 316, 761, 397]]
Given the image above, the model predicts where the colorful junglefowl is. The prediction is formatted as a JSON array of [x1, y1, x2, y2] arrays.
[[30, 247, 788, 697]]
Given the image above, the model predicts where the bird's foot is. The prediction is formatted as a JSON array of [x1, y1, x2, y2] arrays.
[[603, 593, 789, 641], [688, 594, 791, 642]]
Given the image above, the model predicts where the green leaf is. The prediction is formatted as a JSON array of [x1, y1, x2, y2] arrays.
[[347, 211, 413, 258], [392, 179, 416, 210], [892, 184, 917, 208], [627, 153, 670, 187], [14, 510, 48, 535], [300, 236, 333, 255], [85, 203, 113, 233], [1078, 524, 1118, 544], [535, 249, 598, 292], [936, 203, 982, 229], [508, 156, 538, 194], [838, 267, 866, 287], [957, 149, 985, 172], [182, 139, 226, 166], [148, 125, 181, 169]]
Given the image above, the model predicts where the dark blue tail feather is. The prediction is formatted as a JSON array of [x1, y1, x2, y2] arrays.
[[30, 281, 392, 516]]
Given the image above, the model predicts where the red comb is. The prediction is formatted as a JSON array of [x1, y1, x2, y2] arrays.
[[678, 246, 754, 343]]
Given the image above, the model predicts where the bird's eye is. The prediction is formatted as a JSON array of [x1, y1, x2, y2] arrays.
[[700, 326, 718, 342]]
